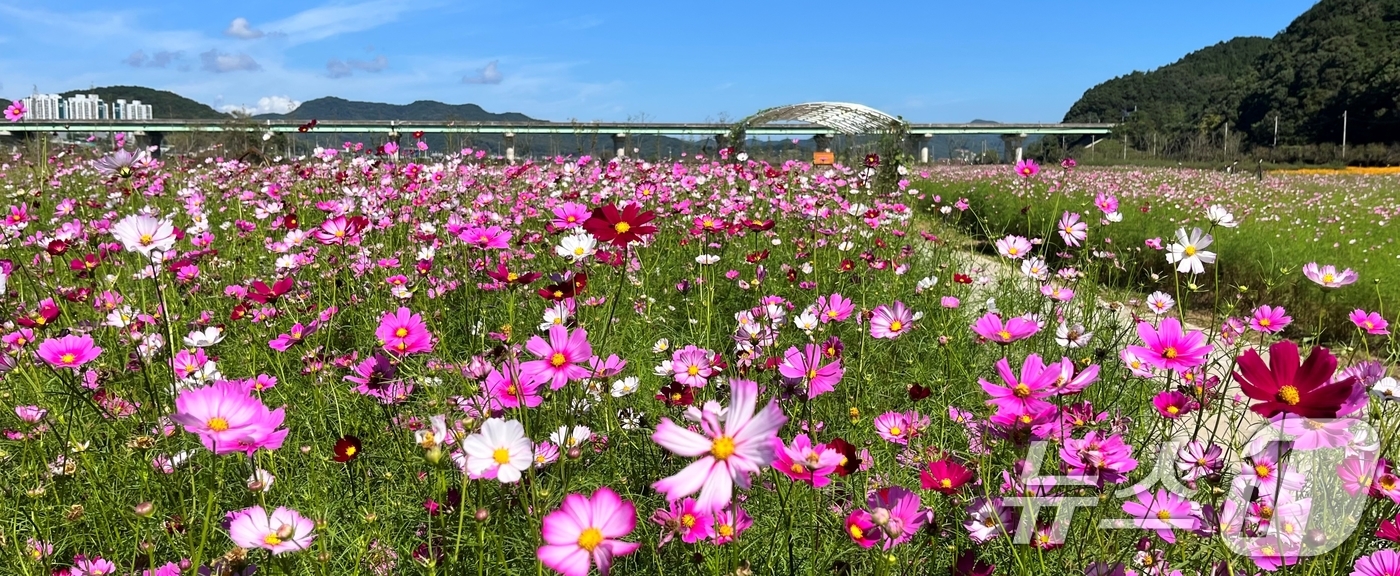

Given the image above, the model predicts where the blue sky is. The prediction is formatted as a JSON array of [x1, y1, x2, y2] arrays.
[[0, 0, 1317, 122]]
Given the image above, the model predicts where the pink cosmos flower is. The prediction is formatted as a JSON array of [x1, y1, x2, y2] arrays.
[[970, 312, 1039, 345], [777, 344, 843, 398], [171, 381, 288, 455], [1060, 431, 1137, 487], [817, 293, 853, 323], [1145, 237, 1163, 250], [312, 215, 369, 245], [710, 506, 752, 545], [111, 214, 177, 257], [1057, 212, 1087, 247], [651, 498, 713, 546], [1040, 284, 1074, 302], [486, 360, 544, 408], [1013, 159, 1039, 177], [268, 322, 315, 352], [964, 497, 1016, 543], [1094, 191, 1118, 214], [979, 355, 1057, 419], [37, 334, 102, 369], [375, 307, 434, 355], [1124, 317, 1210, 373], [228, 505, 316, 555], [1350, 309, 1390, 335], [874, 411, 912, 444], [1175, 440, 1223, 481], [458, 225, 512, 250], [869, 301, 914, 339], [71, 556, 117, 575], [771, 435, 842, 487], [994, 235, 1032, 259], [522, 324, 593, 390], [651, 378, 787, 512], [1249, 305, 1291, 333], [867, 486, 925, 549], [671, 345, 714, 387], [1302, 262, 1357, 287], [845, 510, 879, 548], [537, 487, 639, 576], [1122, 489, 1197, 543], [551, 202, 590, 230], [1151, 391, 1197, 419], [1354, 550, 1400, 576], [940, 296, 960, 308], [4, 100, 25, 122]]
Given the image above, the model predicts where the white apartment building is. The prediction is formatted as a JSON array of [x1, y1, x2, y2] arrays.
[[18, 93, 155, 120]]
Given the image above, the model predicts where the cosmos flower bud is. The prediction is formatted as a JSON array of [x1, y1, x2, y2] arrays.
[[567, 447, 582, 460], [474, 508, 490, 522], [276, 523, 295, 540], [424, 446, 444, 465], [134, 502, 155, 517], [868, 507, 891, 527]]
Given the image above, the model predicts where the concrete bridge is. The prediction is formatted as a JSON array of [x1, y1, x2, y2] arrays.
[[1, 103, 1112, 163]]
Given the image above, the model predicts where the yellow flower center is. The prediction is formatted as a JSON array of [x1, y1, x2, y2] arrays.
[[1013, 383, 1031, 398], [1254, 464, 1272, 478], [889, 320, 903, 332], [1277, 385, 1300, 405], [1184, 245, 1196, 256], [577, 527, 604, 552], [791, 463, 806, 473], [1167, 406, 1180, 415], [940, 478, 952, 488], [60, 353, 76, 364], [507, 272, 519, 281], [711, 436, 736, 460], [344, 446, 357, 457], [1007, 247, 1019, 255], [550, 353, 567, 367], [493, 447, 511, 465], [718, 524, 734, 537], [1162, 347, 1178, 359], [574, 247, 585, 256], [207, 417, 229, 432], [997, 330, 1011, 341], [264, 533, 282, 546], [681, 514, 696, 528], [1259, 319, 1271, 327], [1322, 273, 1334, 283], [888, 426, 902, 437], [613, 222, 631, 234], [849, 525, 864, 539], [1156, 510, 1172, 520], [687, 365, 700, 376], [139, 233, 154, 245], [394, 327, 409, 338], [807, 369, 817, 380]]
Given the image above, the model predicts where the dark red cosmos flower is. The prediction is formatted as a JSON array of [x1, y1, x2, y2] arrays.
[[46, 240, 68, 256], [537, 281, 575, 302], [826, 437, 862, 477], [582, 203, 656, 246], [283, 212, 299, 230], [486, 263, 540, 286], [908, 383, 931, 400], [247, 277, 294, 304], [743, 218, 775, 231], [333, 435, 362, 462], [863, 153, 880, 168], [954, 273, 973, 284], [1235, 340, 1356, 418], [952, 550, 995, 576], [656, 382, 693, 407], [921, 458, 975, 494]]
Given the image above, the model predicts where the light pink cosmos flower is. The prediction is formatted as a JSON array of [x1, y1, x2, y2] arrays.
[[228, 505, 316, 555], [970, 312, 1039, 345], [537, 487, 639, 576], [1249, 305, 1291, 333], [869, 302, 913, 339], [670, 345, 714, 388], [777, 344, 843, 398], [522, 324, 593, 390], [1094, 191, 1118, 214], [994, 235, 1032, 259], [71, 556, 117, 575], [1121, 489, 1198, 543], [1124, 317, 1211, 373], [873, 411, 912, 445], [651, 378, 787, 512], [1057, 211, 1087, 247], [111, 214, 177, 257], [964, 497, 1016, 543], [1350, 309, 1390, 335], [1302, 262, 1357, 287], [375, 307, 433, 355], [816, 293, 853, 323], [171, 381, 287, 455], [37, 334, 102, 369]]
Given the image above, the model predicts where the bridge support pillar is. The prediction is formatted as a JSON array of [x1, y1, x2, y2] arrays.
[[387, 131, 402, 161], [1000, 133, 1027, 164], [813, 133, 832, 152], [134, 131, 165, 158], [913, 133, 932, 163], [503, 132, 516, 163], [713, 133, 730, 155], [613, 133, 627, 159]]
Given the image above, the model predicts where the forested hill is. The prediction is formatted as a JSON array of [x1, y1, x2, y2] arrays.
[[1062, 37, 1271, 130], [253, 97, 536, 122], [61, 86, 226, 119], [1065, 0, 1400, 147]]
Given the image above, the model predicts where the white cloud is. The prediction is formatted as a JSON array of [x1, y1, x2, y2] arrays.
[[327, 55, 388, 78], [200, 49, 260, 73], [219, 96, 300, 115], [124, 49, 183, 68], [462, 61, 502, 85], [264, 0, 437, 45], [224, 17, 264, 39]]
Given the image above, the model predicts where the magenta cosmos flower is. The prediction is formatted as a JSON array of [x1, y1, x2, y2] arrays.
[[375, 307, 433, 355], [1249, 305, 1291, 333], [537, 487, 639, 576], [1121, 489, 1197, 543], [979, 355, 1059, 420], [817, 293, 853, 323], [651, 498, 713, 546], [228, 505, 316, 555], [777, 344, 843, 398], [971, 312, 1039, 345], [869, 301, 914, 339], [670, 345, 714, 388], [458, 224, 512, 250], [867, 486, 926, 549], [4, 100, 25, 122], [37, 334, 102, 369], [1302, 262, 1357, 288], [522, 324, 593, 390], [772, 434, 842, 487], [1354, 549, 1400, 576], [1014, 159, 1039, 178], [172, 381, 288, 455], [1350, 309, 1390, 335], [651, 378, 787, 512], [994, 235, 1033, 259], [1124, 317, 1210, 373]]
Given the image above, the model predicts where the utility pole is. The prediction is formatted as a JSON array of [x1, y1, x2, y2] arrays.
[[1273, 114, 1279, 147], [1223, 121, 1229, 157], [1342, 110, 1348, 159]]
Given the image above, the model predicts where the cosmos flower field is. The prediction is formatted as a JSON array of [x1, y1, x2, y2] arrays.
[[1, 142, 1398, 576]]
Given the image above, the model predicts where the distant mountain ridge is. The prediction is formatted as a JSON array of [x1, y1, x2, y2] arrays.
[[253, 96, 537, 122], [61, 86, 227, 119]]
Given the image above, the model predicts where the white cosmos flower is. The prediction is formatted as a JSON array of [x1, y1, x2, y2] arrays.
[[1205, 205, 1238, 228], [459, 418, 532, 483], [555, 233, 597, 263], [653, 360, 673, 377], [539, 303, 570, 331], [1105, 211, 1123, 223], [1054, 323, 1093, 348], [1165, 227, 1216, 275], [1145, 292, 1175, 315], [183, 326, 224, 348], [104, 306, 138, 328], [695, 254, 720, 265], [1021, 258, 1049, 281], [794, 311, 819, 331], [415, 415, 451, 450], [652, 338, 670, 354], [611, 377, 640, 398], [915, 276, 939, 293], [1372, 377, 1400, 402], [111, 214, 177, 258], [549, 425, 591, 449]]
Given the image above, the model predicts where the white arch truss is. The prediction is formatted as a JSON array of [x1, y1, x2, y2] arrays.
[[742, 102, 904, 134]]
